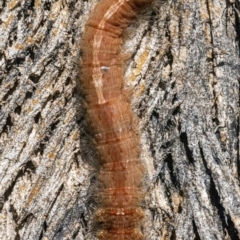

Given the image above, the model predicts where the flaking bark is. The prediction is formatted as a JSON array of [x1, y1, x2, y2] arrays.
[[0, 0, 240, 239]]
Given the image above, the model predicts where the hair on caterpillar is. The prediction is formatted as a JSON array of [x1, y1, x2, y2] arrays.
[[84, 161, 148, 239], [80, 0, 158, 239]]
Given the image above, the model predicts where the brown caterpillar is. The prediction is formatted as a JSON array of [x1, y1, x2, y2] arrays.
[[81, 0, 153, 239]]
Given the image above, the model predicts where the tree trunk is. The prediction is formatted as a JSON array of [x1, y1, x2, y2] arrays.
[[0, 0, 240, 239]]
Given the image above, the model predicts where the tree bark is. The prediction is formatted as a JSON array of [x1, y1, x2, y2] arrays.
[[0, 0, 240, 239]]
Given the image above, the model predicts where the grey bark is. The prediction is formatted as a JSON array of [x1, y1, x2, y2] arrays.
[[0, 0, 240, 239]]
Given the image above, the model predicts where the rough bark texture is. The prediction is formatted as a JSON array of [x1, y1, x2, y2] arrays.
[[0, 0, 240, 239]]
